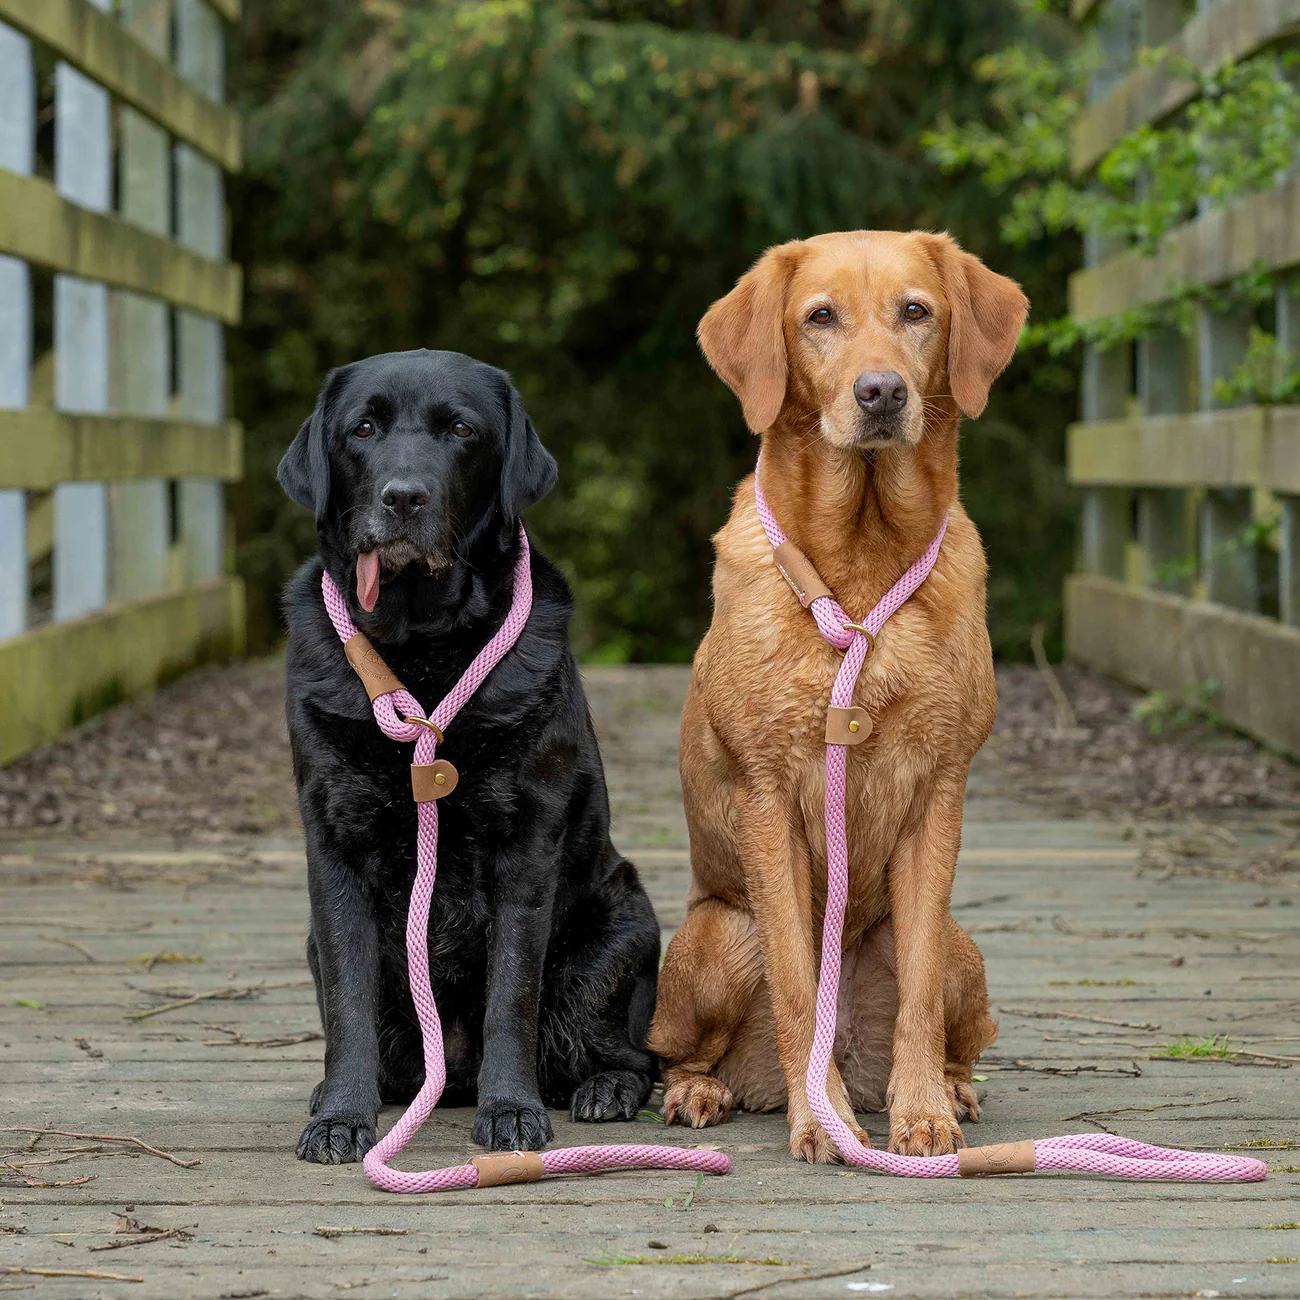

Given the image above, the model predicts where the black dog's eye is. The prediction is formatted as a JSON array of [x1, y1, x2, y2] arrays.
[[903, 302, 930, 322], [352, 419, 375, 438], [807, 306, 835, 327], [450, 420, 473, 438]]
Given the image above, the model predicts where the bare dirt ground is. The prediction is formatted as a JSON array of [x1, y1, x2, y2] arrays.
[[3, 657, 1299, 842]]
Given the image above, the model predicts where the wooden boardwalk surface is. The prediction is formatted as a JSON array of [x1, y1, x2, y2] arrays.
[[2, 666, 1299, 1298]]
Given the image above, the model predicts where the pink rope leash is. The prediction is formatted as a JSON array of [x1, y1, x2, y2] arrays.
[[754, 455, 1266, 1183], [321, 523, 729, 1192]]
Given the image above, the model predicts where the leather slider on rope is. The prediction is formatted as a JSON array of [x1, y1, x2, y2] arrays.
[[343, 632, 406, 701], [773, 541, 832, 608]]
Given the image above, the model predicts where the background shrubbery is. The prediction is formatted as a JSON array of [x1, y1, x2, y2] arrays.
[[230, 0, 1079, 660]]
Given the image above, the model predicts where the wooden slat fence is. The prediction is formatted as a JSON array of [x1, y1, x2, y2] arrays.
[[1067, 0, 1300, 757], [0, 0, 243, 765]]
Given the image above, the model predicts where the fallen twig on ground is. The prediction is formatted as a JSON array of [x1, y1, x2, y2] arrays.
[[90, 1216, 194, 1252], [1031, 623, 1082, 734], [128, 951, 204, 971], [314, 1226, 407, 1239], [203, 1024, 322, 1048], [2, 1266, 142, 1282], [0, 1165, 95, 1189], [1000, 1007, 1161, 1031], [44, 935, 97, 963], [1152, 1054, 1290, 1069], [0, 1129, 200, 1169], [1060, 1096, 1239, 1124], [994, 1058, 1144, 1078], [719, 1264, 876, 1299], [124, 984, 263, 1021]]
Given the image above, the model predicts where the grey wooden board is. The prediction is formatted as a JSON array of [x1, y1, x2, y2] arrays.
[[1, 667, 1299, 1298]]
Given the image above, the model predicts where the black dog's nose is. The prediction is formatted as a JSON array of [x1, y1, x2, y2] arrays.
[[854, 370, 908, 416], [381, 479, 430, 520]]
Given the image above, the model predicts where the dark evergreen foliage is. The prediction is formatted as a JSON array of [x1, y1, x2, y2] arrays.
[[230, 0, 1076, 660]]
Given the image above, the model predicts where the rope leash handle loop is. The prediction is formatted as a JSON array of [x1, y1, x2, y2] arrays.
[[321, 524, 729, 1192], [753, 457, 1267, 1185]]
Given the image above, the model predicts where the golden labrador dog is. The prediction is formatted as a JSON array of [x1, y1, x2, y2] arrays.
[[648, 230, 1027, 1162]]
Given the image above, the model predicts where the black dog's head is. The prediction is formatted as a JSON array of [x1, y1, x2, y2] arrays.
[[278, 350, 556, 612]]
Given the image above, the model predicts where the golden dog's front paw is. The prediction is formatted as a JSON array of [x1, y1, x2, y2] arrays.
[[888, 1111, 963, 1156], [662, 1073, 732, 1128], [947, 1073, 981, 1123], [787, 1105, 870, 1164]]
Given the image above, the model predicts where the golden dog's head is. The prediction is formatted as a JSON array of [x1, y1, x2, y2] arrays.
[[697, 231, 1028, 448]]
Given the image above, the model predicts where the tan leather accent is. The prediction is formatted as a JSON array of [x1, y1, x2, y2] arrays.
[[471, 1151, 544, 1187], [343, 632, 405, 702], [957, 1139, 1036, 1177], [773, 541, 833, 608], [411, 759, 459, 802], [825, 706, 872, 746]]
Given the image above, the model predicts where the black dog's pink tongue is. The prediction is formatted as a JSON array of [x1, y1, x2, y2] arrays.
[[356, 550, 381, 612]]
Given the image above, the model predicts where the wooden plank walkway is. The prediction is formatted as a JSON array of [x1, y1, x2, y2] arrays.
[[2, 665, 1299, 1298]]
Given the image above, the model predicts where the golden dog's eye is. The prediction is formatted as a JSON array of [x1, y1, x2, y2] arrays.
[[807, 306, 835, 327], [451, 420, 473, 438], [353, 419, 375, 438], [903, 302, 929, 322]]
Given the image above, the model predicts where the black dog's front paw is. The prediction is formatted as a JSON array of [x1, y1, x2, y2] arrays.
[[297, 1113, 376, 1164], [473, 1097, 553, 1151], [570, 1069, 652, 1122]]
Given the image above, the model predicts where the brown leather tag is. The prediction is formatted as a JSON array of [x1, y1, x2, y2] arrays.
[[343, 632, 405, 702], [826, 706, 872, 745], [471, 1151, 544, 1187], [773, 541, 832, 608], [957, 1139, 1036, 1177], [411, 760, 459, 802]]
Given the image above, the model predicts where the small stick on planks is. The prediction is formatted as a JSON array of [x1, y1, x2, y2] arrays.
[[1030, 622, 1081, 733], [1000, 1006, 1161, 1031], [315, 1226, 408, 1238], [0, 1129, 200, 1169], [2, 1266, 143, 1282]]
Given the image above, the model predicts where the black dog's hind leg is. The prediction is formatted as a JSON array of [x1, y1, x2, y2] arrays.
[[472, 849, 558, 1152], [298, 837, 382, 1164], [544, 854, 660, 1122]]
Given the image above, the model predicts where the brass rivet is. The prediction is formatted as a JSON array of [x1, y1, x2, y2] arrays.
[[848, 720, 860, 733], [434, 773, 446, 786]]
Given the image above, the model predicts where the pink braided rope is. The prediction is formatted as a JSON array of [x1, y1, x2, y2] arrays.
[[320, 523, 729, 1192], [754, 456, 1266, 1183]]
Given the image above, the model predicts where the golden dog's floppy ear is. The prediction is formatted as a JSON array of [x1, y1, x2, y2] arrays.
[[698, 242, 803, 433], [927, 234, 1029, 419]]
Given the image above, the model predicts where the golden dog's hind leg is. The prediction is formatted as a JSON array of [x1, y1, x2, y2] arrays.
[[649, 898, 762, 1129], [943, 915, 998, 1123]]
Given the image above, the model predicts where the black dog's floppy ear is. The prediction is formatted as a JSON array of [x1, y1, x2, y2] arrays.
[[500, 383, 557, 521], [277, 377, 335, 522]]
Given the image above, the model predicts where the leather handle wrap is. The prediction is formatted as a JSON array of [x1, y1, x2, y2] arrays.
[[957, 1140, 1037, 1176], [471, 1151, 544, 1187], [344, 632, 405, 702]]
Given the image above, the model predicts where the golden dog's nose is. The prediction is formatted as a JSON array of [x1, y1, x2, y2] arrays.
[[854, 371, 908, 416]]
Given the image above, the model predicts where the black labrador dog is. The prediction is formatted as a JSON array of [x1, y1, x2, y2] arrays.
[[278, 348, 660, 1163]]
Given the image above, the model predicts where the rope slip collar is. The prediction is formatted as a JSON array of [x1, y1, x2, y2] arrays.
[[320, 509, 1265, 1189], [753, 452, 1265, 1182]]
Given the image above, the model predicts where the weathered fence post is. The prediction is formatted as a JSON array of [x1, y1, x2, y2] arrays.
[[0, 0, 244, 764], [0, 21, 31, 642], [1065, 0, 1300, 756]]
